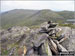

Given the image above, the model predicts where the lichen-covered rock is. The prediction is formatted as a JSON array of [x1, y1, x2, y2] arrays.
[[0, 26, 30, 54], [59, 27, 75, 51]]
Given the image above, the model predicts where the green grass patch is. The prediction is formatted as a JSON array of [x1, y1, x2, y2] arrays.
[[59, 23, 75, 29], [1, 49, 9, 55]]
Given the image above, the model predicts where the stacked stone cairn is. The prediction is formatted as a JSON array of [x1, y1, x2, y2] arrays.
[[25, 21, 68, 56]]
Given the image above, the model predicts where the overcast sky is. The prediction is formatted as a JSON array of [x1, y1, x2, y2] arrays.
[[1, 1, 75, 12]]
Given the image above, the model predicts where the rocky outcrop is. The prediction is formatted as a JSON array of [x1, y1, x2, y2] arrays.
[[1, 26, 30, 44], [1, 25, 75, 56], [0, 26, 30, 55]]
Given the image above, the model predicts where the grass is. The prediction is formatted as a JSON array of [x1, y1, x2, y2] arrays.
[[1, 49, 9, 55], [29, 25, 41, 29], [59, 23, 75, 29]]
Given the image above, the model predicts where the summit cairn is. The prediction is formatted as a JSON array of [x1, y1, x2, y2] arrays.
[[25, 21, 68, 56]]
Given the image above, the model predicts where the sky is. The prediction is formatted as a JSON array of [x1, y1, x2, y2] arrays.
[[1, 1, 75, 12]]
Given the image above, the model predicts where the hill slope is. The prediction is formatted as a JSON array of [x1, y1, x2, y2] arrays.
[[57, 11, 74, 19], [1, 9, 74, 29]]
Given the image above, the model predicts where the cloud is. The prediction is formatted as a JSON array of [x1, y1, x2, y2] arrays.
[[1, 1, 74, 12]]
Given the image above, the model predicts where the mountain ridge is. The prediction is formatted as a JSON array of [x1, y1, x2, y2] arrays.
[[1, 9, 75, 29]]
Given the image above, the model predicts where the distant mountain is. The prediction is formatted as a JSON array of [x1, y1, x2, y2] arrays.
[[57, 11, 75, 19], [1, 9, 74, 29]]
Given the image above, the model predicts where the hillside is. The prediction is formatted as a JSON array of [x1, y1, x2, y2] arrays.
[[1, 9, 39, 28], [57, 11, 74, 19], [1, 9, 74, 29]]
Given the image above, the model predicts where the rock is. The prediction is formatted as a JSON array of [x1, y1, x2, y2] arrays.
[[43, 40, 52, 56], [60, 27, 75, 51], [1, 26, 30, 52], [40, 22, 49, 30], [32, 33, 48, 47], [1, 24, 75, 56]]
